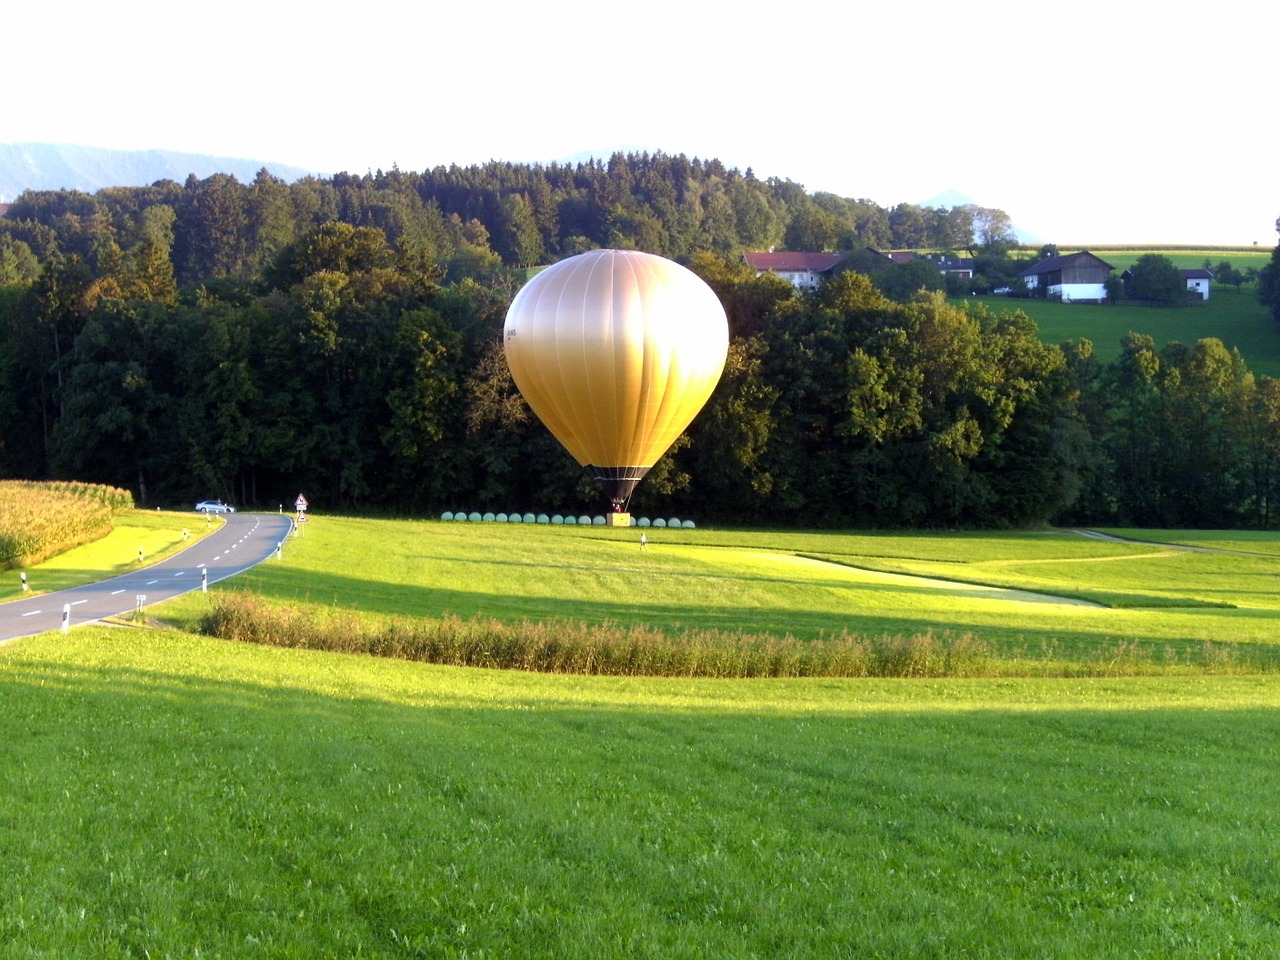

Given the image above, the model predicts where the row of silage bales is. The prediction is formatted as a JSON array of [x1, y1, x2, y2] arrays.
[[439, 511, 695, 528], [440, 511, 546, 523]]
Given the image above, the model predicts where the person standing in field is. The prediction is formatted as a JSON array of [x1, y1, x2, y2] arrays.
[[639, 532, 648, 551]]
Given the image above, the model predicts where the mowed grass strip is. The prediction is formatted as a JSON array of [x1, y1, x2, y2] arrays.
[[157, 517, 1280, 671], [2, 629, 1278, 958]]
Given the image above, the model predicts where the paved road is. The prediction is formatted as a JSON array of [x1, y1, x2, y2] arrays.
[[0, 512, 294, 642]]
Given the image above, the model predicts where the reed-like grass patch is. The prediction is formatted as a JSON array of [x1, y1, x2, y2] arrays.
[[200, 591, 994, 678], [198, 591, 1277, 678]]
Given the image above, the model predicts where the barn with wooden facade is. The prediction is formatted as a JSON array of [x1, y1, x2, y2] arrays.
[[1019, 251, 1114, 303]]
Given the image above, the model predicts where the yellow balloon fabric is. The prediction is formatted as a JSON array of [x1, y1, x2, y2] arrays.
[[504, 249, 728, 506]]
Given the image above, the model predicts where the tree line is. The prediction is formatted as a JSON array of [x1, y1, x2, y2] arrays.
[[0, 152, 1018, 290], [1, 157, 1279, 528]]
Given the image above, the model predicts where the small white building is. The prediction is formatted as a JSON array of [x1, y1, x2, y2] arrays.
[[1181, 268, 1213, 301]]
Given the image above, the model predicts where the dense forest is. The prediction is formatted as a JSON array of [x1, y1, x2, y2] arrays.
[[2, 152, 1279, 528]]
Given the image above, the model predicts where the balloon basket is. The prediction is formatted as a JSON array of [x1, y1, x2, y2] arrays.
[[607, 513, 631, 528]]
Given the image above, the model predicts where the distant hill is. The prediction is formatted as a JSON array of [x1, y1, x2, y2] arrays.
[[0, 143, 314, 201], [919, 189, 1045, 245]]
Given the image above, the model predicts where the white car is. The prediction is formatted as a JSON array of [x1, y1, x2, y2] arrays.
[[195, 499, 235, 514]]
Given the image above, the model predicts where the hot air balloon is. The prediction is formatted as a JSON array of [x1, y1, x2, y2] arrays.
[[503, 249, 729, 517]]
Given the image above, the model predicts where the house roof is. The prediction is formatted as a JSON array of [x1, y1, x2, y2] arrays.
[[1019, 251, 1114, 278], [863, 248, 919, 264], [1180, 268, 1214, 280], [743, 252, 845, 273], [0, 204, 10, 218]]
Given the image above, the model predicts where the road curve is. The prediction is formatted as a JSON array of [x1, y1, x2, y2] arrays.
[[0, 512, 294, 643]]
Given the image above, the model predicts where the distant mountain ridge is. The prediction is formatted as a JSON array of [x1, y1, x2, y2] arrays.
[[919, 189, 1044, 245], [0, 143, 314, 201]]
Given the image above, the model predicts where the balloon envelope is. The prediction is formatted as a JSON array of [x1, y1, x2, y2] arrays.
[[503, 249, 729, 510]]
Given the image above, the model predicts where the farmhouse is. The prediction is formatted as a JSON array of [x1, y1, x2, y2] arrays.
[[1019, 251, 1114, 303], [742, 251, 845, 290]]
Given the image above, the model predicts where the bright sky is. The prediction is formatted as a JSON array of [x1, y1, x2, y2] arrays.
[[7, 0, 1276, 246]]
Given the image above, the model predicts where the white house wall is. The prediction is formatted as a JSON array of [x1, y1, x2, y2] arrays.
[[1186, 278, 1211, 300], [1052, 283, 1109, 303]]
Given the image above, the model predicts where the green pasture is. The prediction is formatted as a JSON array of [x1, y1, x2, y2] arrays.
[[5, 513, 1280, 955], [1069, 248, 1273, 274], [3, 628, 1278, 958], [964, 288, 1280, 377], [153, 516, 1280, 668]]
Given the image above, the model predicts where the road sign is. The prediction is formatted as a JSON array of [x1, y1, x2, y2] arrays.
[[295, 494, 308, 510]]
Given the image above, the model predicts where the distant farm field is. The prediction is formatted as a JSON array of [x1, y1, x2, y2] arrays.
[[976, 246, 1280, 374], [1072, 248, 1273, 273], [965, 289, 1280, 377]]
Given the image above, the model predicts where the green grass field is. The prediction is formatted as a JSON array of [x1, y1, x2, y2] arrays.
[[965, 288, 1280, 377], [4, 629, 1279, 958], [1073, 248, 1272, 274], [158, 518, 1280, 665], [4, 515, 1280, 956]]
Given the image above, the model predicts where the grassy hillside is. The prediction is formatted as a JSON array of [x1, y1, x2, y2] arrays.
[[966, 288, 1280, 377], [1065, 248, 1272, 273]]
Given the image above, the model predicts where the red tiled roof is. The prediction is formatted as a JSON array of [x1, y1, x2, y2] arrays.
[[0, 204, 10, 218], [743, 252, 845, 272]]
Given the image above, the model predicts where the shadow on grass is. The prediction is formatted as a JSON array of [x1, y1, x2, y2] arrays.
[[226, 559, 1063, 639]]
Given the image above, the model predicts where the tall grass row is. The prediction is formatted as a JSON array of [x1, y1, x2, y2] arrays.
[[199, 593, 1272, 679], [0, 480, 134, 568], [200, 592, 994, 678]]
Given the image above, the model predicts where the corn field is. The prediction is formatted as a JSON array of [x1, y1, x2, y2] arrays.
[[0, 480, 134, 568]]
